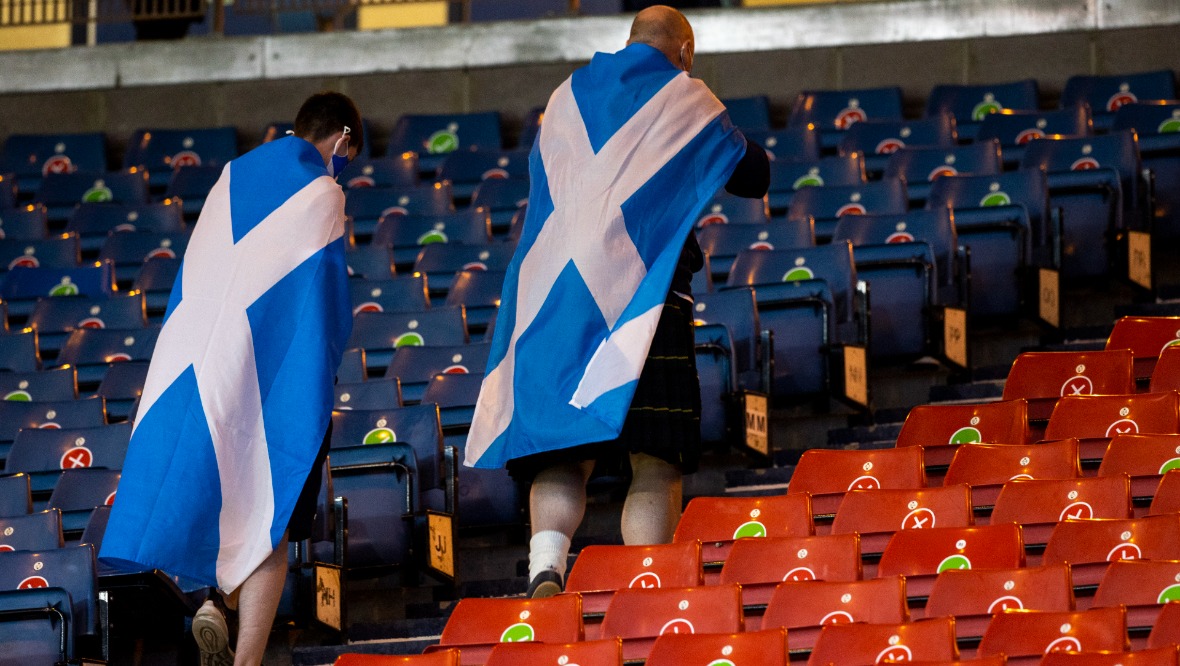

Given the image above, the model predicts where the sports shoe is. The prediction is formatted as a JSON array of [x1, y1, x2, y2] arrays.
[[192, 599, 235, 666], [527, 570, 563, 599]]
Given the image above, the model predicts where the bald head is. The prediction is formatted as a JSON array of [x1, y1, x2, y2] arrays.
[[628, 5, 695, 73]]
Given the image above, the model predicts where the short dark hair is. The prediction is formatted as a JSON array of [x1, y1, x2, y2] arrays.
[[295, 91, 364, 156]]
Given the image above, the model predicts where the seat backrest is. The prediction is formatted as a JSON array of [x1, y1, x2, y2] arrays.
[[786, 179, 908, 223], [897, 399, 1029, 449], [47, 468, 121, 513], [333, 378, 402, 411], [0, 509, 64, 551], [565, 542, 702, 595], [1149, 469, 1180, 516], [37, 170, 150, 208], [1147, 601, 1180, 649], [0, 366, 78, 402], [877, 523, 1026, 578], [1045, 392, 1180, 441], [746, 125, 821, 163], [1042, 647, 1180, 666], [389, 112, 503, 157], [646, 628, 786, 666], [0, 236, 81, 271], [806, 617, 959, 666], [344, 184, 456, 223], [926, 79, 1040, 124], [762, 576, 909, 631], [1149, 345, 1180, 392], [413, 242, 516, 278], [344, 245, 396, 281], [721, 95, 772, 132], [329, 404, 444, 485], [1093, 559, 1180, 609], [0, 473, 32, 517], [599, 584, 743, 641], [2, 132, 107, 181], [696, 190, 771, 228], [0, 543, 99, 636], [1003, 350, 1135, 417], [831, 208, 957, 288], [925, 168, 1051, 244], [1020, 130, 1143, 203], [697, 223, 815, 271], [421, 372, 483, 410], [385, 343, 491, 385], [445, 270, 505, 309], [336, 650, 461, 666], [1, 264, 116, 304], [0, 330, 41, 372], [438, 594, 583, 647], [484, 639, 622, 666], [691, 287, 761, 377], [1061, 70, 1177, 115], [789, 87, 905, 131], [943, 439, 1080, 487], [1107, 316, 1180, 380], [1098, 433, 1180, 478], [831, 484, 974, 538], [789, 445, 926, 497], [976, 106, 1093, 146], [977, 606, 1129, 659], [437, 150, 528, 189], [347, 308, 469, 351], [470, 177, 530, 215], [838, 115, 957, 157], [349, 275, 431, 315], [28, 292, 149, 335], [67, 200, 185, 237], [718, 532, 862, 585], [1113, 101, 1180, 138], [338, 155, 419, 191], [7, 422, 132, 475], [0, 204, 50, 241], [674, 494, 814, 545], [123, 126, 237, 172], [990, 475, 1133, 526], [925, 563, 1075, 620], [767, 154, 866, 195], [54, 326, 159, 368], [884, 141, 1003, 185], [0, 397, 107, 443], [372, 209, 494, 250], [726, 241, 857, 325], [1043, 514, 1180, 567]]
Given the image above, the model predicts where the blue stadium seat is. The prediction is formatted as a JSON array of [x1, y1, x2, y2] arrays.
[[95, 362, 148, 421], [925, 79, 1040, 141], [0, 509, 64, 551], [785, 178, 908, 242], [833, 208, 961, 304], [333, 377, 403, 411], [693, 287, 766, 394], [51, 327, 159, 388], [0, 263, 117, 320], [344, 244, 396, 280], [697, 221, 815, 283], [1, 132, 107, 195], [1021, 130, 1145, 278], [694, 322, 740, 444], [336, 348, 368, 385], [1113, 101, 1180, 241], [444, 269, 503, 334], [330, 403, 446, 493], [6, 423, 131, 494], [372, 208, 494, 269], [338, 154, 419, 191], [421, 372, 484, 431], [388, 112, 503, 175], [925, 168, 1052, 254], [788, 86, 905, 151], [1062, 69, 1177, 132], [37, 170, 151, 224], [882, 140, 1003, 205], [766, 154, 866, 216], [344, 182, 455, 242], [0, 235, 81, 273], [0, 473, 32, 517], [0, 367, 77, 403], [436, 149, 529, 202], [976, 105, 1093, 166], [0, 544, 102, 662], [696, 189, 771, 229], [130, 256, 179, 319], [27, 292, 148, 354], [66, 199, 185, 255], [412, 241, 516, 301], [47, 468, 120, 535], [0, 204, 49, 241], [837, 115, 957, 175], [691, 253, 713, 295], [746, 125, 822, 162], [97, 231, 189, 286], [384, 342, 491, 404], [0, 329, 41, 372], [349, 275, 431, 315], [123, 127, 238, 189], [470, 177, 530, 233], [163, 164, 222, 220], [319, 441, 418, 569], [347, 308, 470, 376], [721, 95, 772, 132], [0, 398, 107, 464]]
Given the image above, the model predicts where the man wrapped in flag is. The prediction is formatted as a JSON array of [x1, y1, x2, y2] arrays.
[[100, 92, 361, 666], [466, 5, 769, 597]]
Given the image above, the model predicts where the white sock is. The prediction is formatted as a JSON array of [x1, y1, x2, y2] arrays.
[[529, 530, 572, 581]]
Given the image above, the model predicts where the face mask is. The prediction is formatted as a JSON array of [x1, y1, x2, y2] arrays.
[[327, 126, 352, 178]]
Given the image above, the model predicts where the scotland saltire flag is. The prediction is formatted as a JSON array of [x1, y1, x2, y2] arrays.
[[466, 43, 747, 469], [100, 136, 352, 592]]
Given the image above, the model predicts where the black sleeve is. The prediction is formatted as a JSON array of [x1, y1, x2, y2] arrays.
[[723, 135, 771, 199]]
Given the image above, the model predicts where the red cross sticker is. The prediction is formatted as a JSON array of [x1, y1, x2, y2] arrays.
[[60, 446, 93, 469], [876, 645, 913, 664], [848, 475, 881, 491], [782, 567, 816, 582], [0, 545, 14, 553], [18, 576, 49, 589], [821, 611, 854, 625], [629, 572, 661, 589], [901, 508, 936, 530], [659, 619, 695, 636], [1059, 501, 1093, 521], [987, 596, 1024, 613], [1107, 542, 1142, 561]]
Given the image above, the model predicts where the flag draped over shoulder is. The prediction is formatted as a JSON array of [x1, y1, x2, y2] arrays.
[[466, 43, 747, 469], [100, 136, 353, 592]]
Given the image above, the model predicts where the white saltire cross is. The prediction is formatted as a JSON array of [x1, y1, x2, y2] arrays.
[[467, 72, 724, 465], [133, 168, 344, 591]]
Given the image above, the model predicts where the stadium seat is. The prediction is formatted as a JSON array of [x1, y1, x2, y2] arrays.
[[1044, 392, 1180, 467], [51, 326, 159, 388], [673, 494, 814, 576], [1098, 434, 1180, 508], [1042, 647, 1180, 666], [990, 475, 1133, 547], [789, 446, 926, 519], [0, 509, 64, 551], [46, 467, 120, 534], [697, 222, 814, 283], [1020, 131, 1146, 279], [0, 204, 50, 241], [696, 189, 771, 229], [1106, 316, 1180, 383], [895, 399, 1030, 470], [830, 485, 974, 557], [330, 403, 446, 493], [0, 543, 102, 661], [787, 86, 905, 152], [412, 242, 515, 301], [1148, 469, 1180, 516], [1092, 559, 1180, 635], [884, 141, 1004, 205], [924, 563, 1075, 642], [0, 366, 77, 403], [1113, 100, 1180, 241], [27, 292, 148, 354], [599, 584, 743, 661], [429, 594, 583, 666], [1, 132, 107, 195], [719, 533, 863, 608], [0, 235, 81, 273], [122, 126, 238, 189], [65, 199, 185, 254], [337, 154, 419, 191], [877, 523, 1026, 599], [388, 111, 503, 175], [443, 269, 502, 334], [746, 125, 822, 163], [337, 348, 367, 385], [469, 177, 530, 233], [838, 115, 957, 175], [943, 439, 1081, 511], [976, 105, 1093, 167], [806, 617, 959, 666], [646, 628, 786, 666], [0, 473, 32, 518], [163, 164, 221, 220], [335, 650, 461, 666], [928, 168, 1053, 262], [925, 79, 1040, 140], [721, 95, 773, 132], [345, 244, 396, 281], [6, 422, 131, 494], [564, 542, 703, 618], [344, 182, 455, 242], [37, 170, 151, 224], [1061, 70, 1177, 131], [333, 378, 402, 411], [0, 329, 41, 372], [1002, 350, 1135, 425], [384, 342, 490, 404], [0, 396, 107, 466], [129, 255, 178, 319], [1147, 601, 1180, 649], [766, 154, 867, 218], [977, 607, 1129, 666], [692, 321, 737, 443], [692, 287, 768, 393], [1149, 345, 1180, 393], [435, 149, 528, 202], [484, 640, 622, 666], [759, 576, 908, 646], [347, 307, 469, 375], [1, 263, 117, 320], [786, 178, 908, 243], [1042, 514, 1180, 589], [372, 209, 495, 270], [318, 440, 417, 569], [97, 231, 188, 287], [348, 275, 431, 315]]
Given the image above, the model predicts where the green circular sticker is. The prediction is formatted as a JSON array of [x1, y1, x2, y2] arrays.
[[971, 101, 1003, 122], [394, 332, 424, 348], [1158, 118, 1180, 134], [783, 267, 814, 282], [417, 231, 449, 245], [948, 426, 982, 445], [980, 192, 1011, 207], [792, 174, 823, 190], [3, 390, 31, 401], [1157, 584, 1180, 604], [1158, 458, 1180, 474], [732, 521, 767, 539], [499, 622, 535, 643], [937, 554, 972, 572], [49, 282, 79, 297], [708, 661, 737, 666], [427, 130, 460, 155], [82, 186, 113, 203], [363, 427, 396, 445]]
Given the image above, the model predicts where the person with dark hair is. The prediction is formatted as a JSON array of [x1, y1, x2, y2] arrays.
[[99, 91, 361, 666]]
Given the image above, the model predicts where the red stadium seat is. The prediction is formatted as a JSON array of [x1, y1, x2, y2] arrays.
[[1042, 514, 1180, 590], [877, 524, 1026, 600], [989, 475, 1133, 547], [1044, 392, 1180, 467], [943, 440, 1080, 511], [760, 577, 909, 649], [1147, 601, 1180, 649], [1098, 434, 1180, 512], [896, 399, 1030, 469], [673, 494, 814, 579], [902, 658, 1007, 666], [718, 533, 862, 609], [1106, 316, 1180, 384], [1093, 560, 1180, 636], [924, 564, 1075, 641], [788, 446, 926, 520], [599, 585, 744, 662], [1003, 350, 1135, 426], [831, 485, 974, 558], [335, 651, 460, 666], [429, 595, 583, 666], [1149, 346, 1180, 393], [645, 628, 788, 666], [564, 542, 702, 620], [807, 617, 959, 666], [1149, 470, 1180, 516], [977, 607, 1129, 666], [484, 639, 622, 666], [1041, 647, 1180, 666]]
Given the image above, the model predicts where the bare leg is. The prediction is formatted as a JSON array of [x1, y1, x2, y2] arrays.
[[621, 452, 682, 545], [527, 460, 594, 589], [232, 533, 289, 666]]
